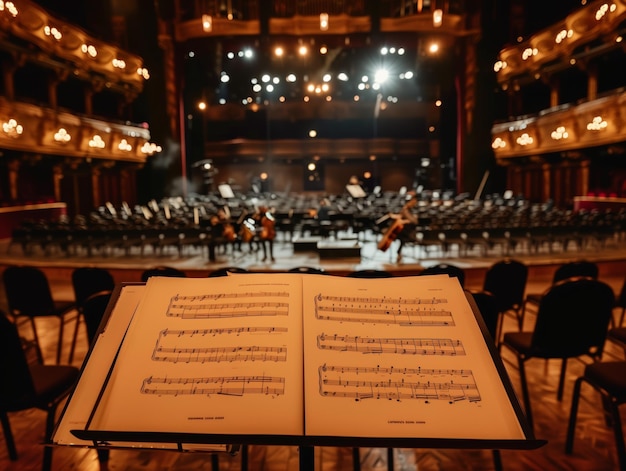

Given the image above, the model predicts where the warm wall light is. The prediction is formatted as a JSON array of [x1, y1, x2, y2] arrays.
[[118, 139, 132, 152], [587, 116, 608, 130], [202, 14, 212, 32], [141, 142, 162, 155], [551, 126, 569, 140], [2, 118, 23, 137], [433, 9, 443, 27], [320, 13, 329, 31], [492, 137, 506, 149], [516, 133, 534, 146], [54, 128, 71, 143], [89, 135, 105, 149]]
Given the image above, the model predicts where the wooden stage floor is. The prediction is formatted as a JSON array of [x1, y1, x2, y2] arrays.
[[1, 232, 625, 470]]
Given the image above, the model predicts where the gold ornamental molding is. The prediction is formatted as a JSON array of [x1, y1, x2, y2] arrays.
[[494, 0, 626, 85], [0, 97, 155, 163], [0, 0, 148, 93], [491, 90, 626, 160]]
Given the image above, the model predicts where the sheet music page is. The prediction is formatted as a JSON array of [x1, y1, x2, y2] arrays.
[[88, 274, 304, 437], [301, 274, 526, 440]]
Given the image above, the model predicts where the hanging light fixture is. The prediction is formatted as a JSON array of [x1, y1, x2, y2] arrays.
[[433, 9, 443, 27], [320, 13, 329, 31], [202, 14, 212, 32]]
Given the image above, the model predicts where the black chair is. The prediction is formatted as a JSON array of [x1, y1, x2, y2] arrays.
[[469, 290, 499, 342], [346, 269, 393, 278], [141, 266, 187, 281], [565, 361, 626, 470], [501, 277, 615, 431], [613, 275, 626, 328], [482, 259, 528, 342], [2, 266, 78, 364], [521, 260, 599, 328], [420, 263, 465, 288], [288, 266, 326, 274], [208, 266, 249, 277], [607, 327, 626, 356], [0, 311, 80, 471], [69, 267, 115, 362], [81, 290, 114, 344]]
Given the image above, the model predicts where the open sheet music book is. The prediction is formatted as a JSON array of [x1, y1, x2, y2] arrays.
[[57, 273, 542, 449]]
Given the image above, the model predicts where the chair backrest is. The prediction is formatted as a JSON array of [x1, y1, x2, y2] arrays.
[[552, 260, 598, 283], [482, 259, 528, 313], [208, 266, 249, 277], [288, 266, 326, 274], [347, 269, 393, 278], [420, 263, 465, 287], [71, 267, 115, 307], [615, 276, 626, 310], [532, 278, 615, 358], [2, 266, 55, 316], [141, 266, 187, 281], [81, 290, 113, 344], [469, 290, 499, 341], [0, 313, 37, 409]]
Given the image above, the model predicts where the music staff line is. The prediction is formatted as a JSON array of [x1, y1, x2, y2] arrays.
[[317, 334, 466, 356], [152, 345, 287, 363], [166, 291, 291, 319], [167, 301, 289, 319], [313, 294, 455, 326], [318, 364, 480, 403], [141, 375, 285, 397]]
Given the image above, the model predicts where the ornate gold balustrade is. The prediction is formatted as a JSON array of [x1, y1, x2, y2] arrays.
[[491, 89, 626, 161]]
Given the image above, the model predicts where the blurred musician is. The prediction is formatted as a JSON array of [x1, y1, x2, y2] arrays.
[[254, 205, 276, 262], [377, 194, 418, 263], [208, 207, 231, 262]]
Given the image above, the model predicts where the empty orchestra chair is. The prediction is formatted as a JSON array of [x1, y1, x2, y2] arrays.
[[521, 260, 599, 329], [482, 259, 528, 343], [0, 312, 80, 471], [420, 263, 466, 288], [501, 277, 615, 431], [2, 265, 78, 364], [141, 266, 187, 281], [69, 267, 115, 363], [566, 361, 626, 470], [208, 266, 249, 277]]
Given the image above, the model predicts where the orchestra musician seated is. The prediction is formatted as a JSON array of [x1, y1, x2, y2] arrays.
[[377, 194, 418, 263], [254, 205, 276, 262], [208, 207, 236, 262]]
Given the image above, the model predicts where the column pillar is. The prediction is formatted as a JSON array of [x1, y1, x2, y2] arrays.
[[91, 166, 102, 208]]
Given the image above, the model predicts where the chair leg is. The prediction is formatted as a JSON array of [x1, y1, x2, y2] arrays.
[[565, 377, 583, 454], [68, 311, 82, 364], [352, 447, 360, 471], [557, 358, 568, 401], [28, 318, 45, 364], [608, 397, 626, 470], [240, 444, 248, 471], [1, 411, 18, 460], [517, 357, 534, 432], [43, 405, 59, 471], [492, 449, 503, 471], [211, 453, 219, 471], [56, 317, 66, 364]]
